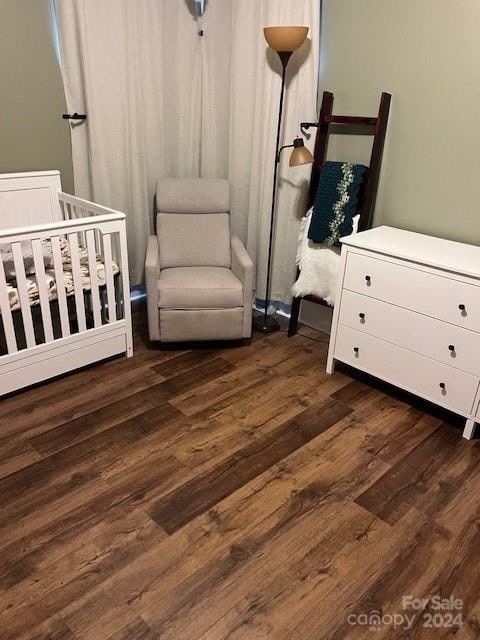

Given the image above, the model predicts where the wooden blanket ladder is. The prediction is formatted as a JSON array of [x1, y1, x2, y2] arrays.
[[288, 90, 392, 337]]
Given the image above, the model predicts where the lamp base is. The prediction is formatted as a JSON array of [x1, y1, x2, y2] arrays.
[[253, 314, 280, 333]]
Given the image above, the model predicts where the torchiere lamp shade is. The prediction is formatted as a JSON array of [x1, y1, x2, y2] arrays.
[[263, 26, 309, 53], [289, 138, 314, 167]]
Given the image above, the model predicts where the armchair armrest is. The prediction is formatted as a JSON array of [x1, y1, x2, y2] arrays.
[[145, 235, 160, 340], [231, 236, 254, 338]]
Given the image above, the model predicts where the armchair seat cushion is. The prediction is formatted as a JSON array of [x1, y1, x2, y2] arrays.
[[158, 267, 243, 310]]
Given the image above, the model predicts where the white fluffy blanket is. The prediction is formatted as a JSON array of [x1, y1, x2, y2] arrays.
[[291, 209, 358, 306]]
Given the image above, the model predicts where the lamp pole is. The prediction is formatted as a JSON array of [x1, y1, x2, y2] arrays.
[[253, 26, 309, 333], [253, 52, 292, 333]]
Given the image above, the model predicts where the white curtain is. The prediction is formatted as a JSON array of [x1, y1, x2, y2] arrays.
[[55, 0, 232, 284], [55, 0, 319, 299]]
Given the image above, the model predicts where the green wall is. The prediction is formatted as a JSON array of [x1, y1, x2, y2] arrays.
[[319, 0, 480, 247], [0, 0, 74, 192]]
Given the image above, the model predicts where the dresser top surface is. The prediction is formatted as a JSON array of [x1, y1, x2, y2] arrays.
[[341, 226, 480, 279]]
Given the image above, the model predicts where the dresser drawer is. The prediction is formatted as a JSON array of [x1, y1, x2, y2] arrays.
[[344, 251, 480, 331], [334, 325, 479, 415], [339, 290, 480, 375]]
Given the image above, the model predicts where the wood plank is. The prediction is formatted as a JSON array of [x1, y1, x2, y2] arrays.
[[322, 384, 443, 467], [169, 340, 332, 417], [157, 357, 234, 397], [319, 509, 470, 640], [0, 404, 183, 548], [0, 435, 41, 480], [0, 461, 173, 592], [0, 508, 159, 608], [151, 350, 216, 378], [173, 368, 350, 470], [0, 514, 164, 640], [105, 618, 159, 640], [355, 423, 471, 525], [325, 114, 377, 126], [265, 510, 431, 640], [1, 365, 165, 438], [62, 586, 143, 640], [144, 501, 381, 640], [16, 618, 77, 640], [28, 383, 171, 456], [149, 397, 352, 534], [0, 341, 177, 422]]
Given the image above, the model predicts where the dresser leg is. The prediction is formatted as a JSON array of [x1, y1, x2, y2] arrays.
[[463, 418, 477, 440], [326, 356, 335, 375]]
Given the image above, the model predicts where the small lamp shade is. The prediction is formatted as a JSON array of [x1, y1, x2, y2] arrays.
[[289, 138, 314, 167], [264, 26, 309, 53]]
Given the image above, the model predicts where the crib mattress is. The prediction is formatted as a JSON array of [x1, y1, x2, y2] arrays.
[[3, 240, 119, 312]]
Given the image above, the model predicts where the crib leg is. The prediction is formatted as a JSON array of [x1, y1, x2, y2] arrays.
[[326, 355, 336, 375]]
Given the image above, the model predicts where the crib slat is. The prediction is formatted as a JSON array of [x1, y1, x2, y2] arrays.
[[31, 239, 54, 343], [119, 223, 133, 356], [51, 235, 70, 338], [0, 251, 18, 354], [103, 233, 117, 323], [94, 229, 101, 254], [68, 233, 87, 332], [12, 242, 36, 349], [79, 208, 86, 245], [86, 230, 101, 328]]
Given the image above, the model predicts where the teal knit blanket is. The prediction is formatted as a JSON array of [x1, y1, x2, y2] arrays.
[[308, 161, 367, 246]]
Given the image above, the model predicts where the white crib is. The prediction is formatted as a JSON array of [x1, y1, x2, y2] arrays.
[[0, 170, 132, 395]]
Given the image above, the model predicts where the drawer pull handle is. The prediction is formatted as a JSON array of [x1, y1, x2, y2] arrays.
[[448, 344, 455, 352], [353, 346, 359, 354], [359, 313, 365, 320], [439, 382, 446, 390], [365, 275, 371, 284], [459, 304, 466, 311]]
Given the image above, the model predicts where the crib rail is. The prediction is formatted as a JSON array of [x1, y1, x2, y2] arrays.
[[0, 206, 131, 360], [58, 192, 125, 221]]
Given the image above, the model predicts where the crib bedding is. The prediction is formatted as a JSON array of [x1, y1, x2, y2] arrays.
[[2, 239, 119, 312]]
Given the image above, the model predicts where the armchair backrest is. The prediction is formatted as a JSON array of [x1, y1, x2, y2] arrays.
[[156, 178, 231, 268]]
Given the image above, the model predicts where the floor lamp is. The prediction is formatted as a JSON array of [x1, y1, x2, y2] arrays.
[[253, 26, 314, 333]]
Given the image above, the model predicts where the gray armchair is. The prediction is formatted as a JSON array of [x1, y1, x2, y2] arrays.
[[145, 178, 254, 342]]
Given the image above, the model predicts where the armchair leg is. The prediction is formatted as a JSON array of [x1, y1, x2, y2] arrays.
[[288, 296, 302, 337]]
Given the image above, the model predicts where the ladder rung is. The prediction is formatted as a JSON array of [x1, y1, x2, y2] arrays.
[[303, 294, 332, 307], [324, 115, 378, 126]]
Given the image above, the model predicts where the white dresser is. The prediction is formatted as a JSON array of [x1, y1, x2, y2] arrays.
[[327, 226, 480, 439]]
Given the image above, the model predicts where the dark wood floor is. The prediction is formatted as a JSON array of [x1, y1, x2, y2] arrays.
[[1, 306, 480, 640]]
